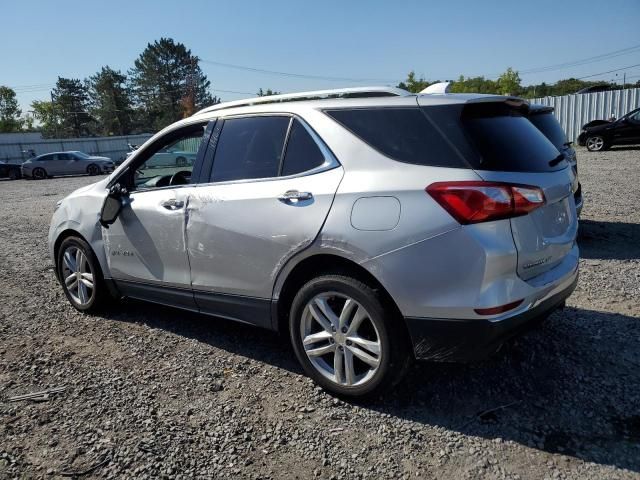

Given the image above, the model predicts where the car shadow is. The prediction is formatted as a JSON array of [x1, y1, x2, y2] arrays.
[[98, 301, 640, 472], [608, 145, 640, 151], [578, 219, 640, 260]]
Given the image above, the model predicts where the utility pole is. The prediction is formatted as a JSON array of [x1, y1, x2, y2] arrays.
[[50, 91, 60, 138]]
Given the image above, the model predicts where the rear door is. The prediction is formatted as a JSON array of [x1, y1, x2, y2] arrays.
[[420, 99, 578, 280], [186, 115, 343, 327]]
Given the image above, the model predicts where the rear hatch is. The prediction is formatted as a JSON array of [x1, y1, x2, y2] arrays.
[[419, 97, 578, 280]]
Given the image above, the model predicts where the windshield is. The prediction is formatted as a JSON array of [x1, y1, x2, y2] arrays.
[[71, 151, 91, 159], [528, 112, 568, 149]]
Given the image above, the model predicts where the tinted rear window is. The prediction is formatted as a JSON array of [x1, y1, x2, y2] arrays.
[[528, 112, 567, 149], [325, 108, 468, 168], [281, 119, 325, 176], [460, 103, 564, 172]]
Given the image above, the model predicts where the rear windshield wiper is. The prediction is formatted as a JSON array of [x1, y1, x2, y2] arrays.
[[548, 153, 566, 167]]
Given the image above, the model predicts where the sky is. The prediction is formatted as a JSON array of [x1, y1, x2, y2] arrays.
[[2, 0, 639, 111]]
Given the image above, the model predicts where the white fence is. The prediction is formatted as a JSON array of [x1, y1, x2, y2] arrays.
[[531, 88, 640, 142], [0, 133, 154, 165]]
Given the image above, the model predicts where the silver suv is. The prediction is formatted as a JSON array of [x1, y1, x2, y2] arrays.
[[49, 87, 579, 398]]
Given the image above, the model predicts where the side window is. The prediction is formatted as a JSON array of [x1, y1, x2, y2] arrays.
[[211, 116, 289, 182], [57, 153, 71, 160], [326, 108, 469, 168], [39, 155, 52, 162], [133, 125, 206, 191], [281, 119, 326, 176]]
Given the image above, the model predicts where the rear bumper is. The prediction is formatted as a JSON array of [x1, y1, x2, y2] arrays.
[[405, 268, 578, 362]]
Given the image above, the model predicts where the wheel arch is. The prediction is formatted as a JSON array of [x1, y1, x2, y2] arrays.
[[53, 229, 90, 280], [273, 253, 405, 337]]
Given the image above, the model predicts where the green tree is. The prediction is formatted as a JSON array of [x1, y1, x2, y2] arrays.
[[449, 75, 498, 94], [497, 67, 521, 96], [257, 88, 281, 96], [128, 38, 218, 130], [0, 86, 23, 132], [31, 100, 58, 137], [397, 71, 433, 93], [51, 77, 93, 137], [86, 66, 134, 136]]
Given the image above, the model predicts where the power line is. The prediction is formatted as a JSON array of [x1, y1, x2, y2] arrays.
[[577, 63, 640, 80], [518, 44, 640, 75], [200, 58, 397, 84]]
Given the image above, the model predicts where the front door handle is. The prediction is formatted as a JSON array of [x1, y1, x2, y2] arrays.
[[161, 199, 185, 210], [278, 190, 313, 203]]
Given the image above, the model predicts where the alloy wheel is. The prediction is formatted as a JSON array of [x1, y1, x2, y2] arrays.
[[88, 165, 99, 175], [300, 292, 382, 387], [586, 136, 605, 151], [61, 245, 94, 306], [33, 168, 46, 180]]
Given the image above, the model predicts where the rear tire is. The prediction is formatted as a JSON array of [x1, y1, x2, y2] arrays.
[[176, 156, 187, 167], [57, 236, 108, 313], [8, 169, 18, 180], [32, 167, 47, 180], [289, 274, 409, 398], [586, 135, 607, 151]]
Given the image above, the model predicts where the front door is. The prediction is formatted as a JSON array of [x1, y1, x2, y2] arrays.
[[185, 116, 343, 327], [102, 121, 211, 310], [614, 109, 640, 144]]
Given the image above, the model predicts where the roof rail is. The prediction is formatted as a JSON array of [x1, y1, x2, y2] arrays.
[[195, 86, 410, 115]]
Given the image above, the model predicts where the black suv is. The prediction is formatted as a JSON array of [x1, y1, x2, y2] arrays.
[[578, 107, 640, 151]]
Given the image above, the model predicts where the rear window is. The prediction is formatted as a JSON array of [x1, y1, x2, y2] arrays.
[[528, 112, 567, 149], [325, 108, 468, 168], [460, 103, 564, 172], [326, 105, 564, 173]]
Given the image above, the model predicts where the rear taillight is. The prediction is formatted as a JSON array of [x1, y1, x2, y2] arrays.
[[426, 181, 545, 225]]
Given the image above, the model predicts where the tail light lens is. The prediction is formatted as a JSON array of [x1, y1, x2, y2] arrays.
[[426, 181, 545, 225]]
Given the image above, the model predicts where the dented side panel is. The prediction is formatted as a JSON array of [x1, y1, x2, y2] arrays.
[[185, 167, 344, 299]]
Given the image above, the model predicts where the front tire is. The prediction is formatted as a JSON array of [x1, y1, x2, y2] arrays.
[[32, 167, 47, 180], [87, 164, 100, 175], [57, 236, 107, 312], [289, 274, 409, 398], [586, 135, 607, 151]]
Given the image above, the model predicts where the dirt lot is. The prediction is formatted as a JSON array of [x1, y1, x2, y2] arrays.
[[1, 147, 639, 479]]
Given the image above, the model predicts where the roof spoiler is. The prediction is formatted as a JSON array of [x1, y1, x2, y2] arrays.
[[419, 82, 451, 94]]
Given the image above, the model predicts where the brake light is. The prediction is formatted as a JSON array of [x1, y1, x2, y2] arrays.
[[426, 181, 545, 224]]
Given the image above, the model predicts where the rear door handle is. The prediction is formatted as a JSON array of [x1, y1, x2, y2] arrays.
[[278, 190, 313, 203], [161, 199, 184, 210]]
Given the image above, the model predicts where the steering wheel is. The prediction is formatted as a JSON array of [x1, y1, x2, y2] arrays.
[[169, 170, 191, 186]]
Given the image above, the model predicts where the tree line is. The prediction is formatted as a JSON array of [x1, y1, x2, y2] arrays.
[[397, 68, 639, 97], [1, 38, 221, 138]]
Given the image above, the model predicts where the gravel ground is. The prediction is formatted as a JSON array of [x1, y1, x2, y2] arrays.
[[0, 147, 639, 479]]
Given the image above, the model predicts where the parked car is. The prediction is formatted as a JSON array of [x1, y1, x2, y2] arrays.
[[528, 105, 583, 216], [142, 146, 196, 169], [577, 107, 640, 151], [49, 86, 579, 398], [22, 151, 115, 179], [0, 161, 22, 180], [575, 84, 611, 94]]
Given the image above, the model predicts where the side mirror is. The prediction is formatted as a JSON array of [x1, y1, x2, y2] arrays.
[[99, 183, 127, 227]]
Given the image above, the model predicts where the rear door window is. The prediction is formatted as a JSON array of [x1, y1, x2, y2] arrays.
[[281, 119, 326, 176], [211, 116, 290, 182]]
